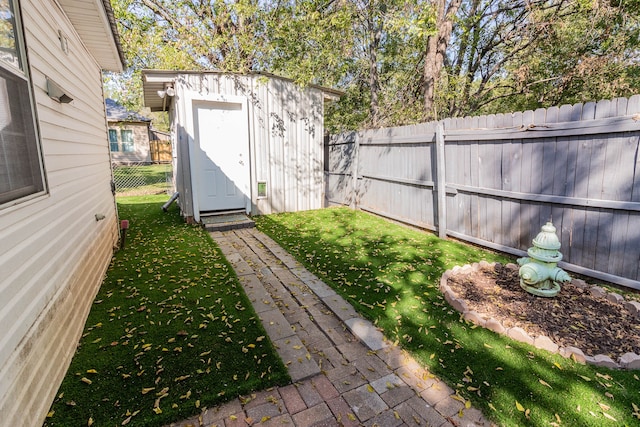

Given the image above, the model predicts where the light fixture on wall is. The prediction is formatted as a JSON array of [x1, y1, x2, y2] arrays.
[[157, 83, 175, 111], [156, 83, 175, 99], [46, 77, 73, 103]]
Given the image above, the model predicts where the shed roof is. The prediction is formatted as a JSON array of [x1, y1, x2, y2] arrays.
[[58, 0, 125, 72], [105, 98, 151, 122], [142, 69, 344, 112]]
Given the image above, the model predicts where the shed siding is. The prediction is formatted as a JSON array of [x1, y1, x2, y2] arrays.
[[176, 73, 325, 216], [0, 0, 118, 424]]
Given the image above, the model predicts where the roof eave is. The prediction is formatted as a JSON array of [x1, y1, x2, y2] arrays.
[[58, 0, 125, 72]]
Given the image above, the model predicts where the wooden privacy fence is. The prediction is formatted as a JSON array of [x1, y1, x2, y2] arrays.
[[149, 140, 172, 163], [326, 96, 640, 290]]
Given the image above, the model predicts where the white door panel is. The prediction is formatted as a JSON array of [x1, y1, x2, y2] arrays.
[[193, 100, 249, 212]]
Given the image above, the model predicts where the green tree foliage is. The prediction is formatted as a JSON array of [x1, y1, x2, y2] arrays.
[[106, 0, 639, 131], [441, 0, 640, 117]]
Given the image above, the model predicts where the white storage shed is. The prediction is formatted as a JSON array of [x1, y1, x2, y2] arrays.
[[142, 70, 341, 222]]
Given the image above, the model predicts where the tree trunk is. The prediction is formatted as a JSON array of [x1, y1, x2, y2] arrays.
[[368, 12, 382, 127], [424, 0, 462, 120]]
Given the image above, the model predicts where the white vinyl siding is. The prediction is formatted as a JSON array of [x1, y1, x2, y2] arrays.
[[171, 73, 325, 218], [0, 0, 46, 206], [0, 0, 119, 424]]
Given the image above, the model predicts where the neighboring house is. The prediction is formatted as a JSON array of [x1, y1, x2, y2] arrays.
[[0, 0, 124, 425], [106, 97, 152, 163], [142, 70, 342, 222]]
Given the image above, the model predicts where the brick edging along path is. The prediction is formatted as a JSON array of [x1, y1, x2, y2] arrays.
[[167, 228, 494, 427]]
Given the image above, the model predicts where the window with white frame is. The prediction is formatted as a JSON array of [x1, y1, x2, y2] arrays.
[[108, 129, 118, 151], [0, 0, 46, 206], [120, 129, 134, 152], [108, 128, 135, 153]]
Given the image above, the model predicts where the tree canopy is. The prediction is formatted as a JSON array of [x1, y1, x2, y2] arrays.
[[106, 0, 640, 131]]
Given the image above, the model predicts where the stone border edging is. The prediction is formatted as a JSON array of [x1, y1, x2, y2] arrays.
[[439, 261, 640, 370]]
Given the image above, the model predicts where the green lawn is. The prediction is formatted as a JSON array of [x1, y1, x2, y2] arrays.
[[113, 164, 172, 195], [255, 207, 640, 427], [45, 195, 289, 427]]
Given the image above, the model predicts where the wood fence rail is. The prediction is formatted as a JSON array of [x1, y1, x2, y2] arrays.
[[325, 96, 640, 290]]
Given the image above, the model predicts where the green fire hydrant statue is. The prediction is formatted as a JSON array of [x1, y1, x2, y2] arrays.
[[517, 222, 571, 297]]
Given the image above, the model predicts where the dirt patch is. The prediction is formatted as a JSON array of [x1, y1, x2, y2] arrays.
[[446, 264, 640, 360]]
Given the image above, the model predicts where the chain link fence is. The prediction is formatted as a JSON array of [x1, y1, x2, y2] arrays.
[[112, 162, 174, 196]]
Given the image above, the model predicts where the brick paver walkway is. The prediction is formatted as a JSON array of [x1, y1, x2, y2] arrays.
[[167, 228, 494, 427]]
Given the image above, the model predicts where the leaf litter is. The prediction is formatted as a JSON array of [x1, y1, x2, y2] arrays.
[[44, 196, 288, 426]]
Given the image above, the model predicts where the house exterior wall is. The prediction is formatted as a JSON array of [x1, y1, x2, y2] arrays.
[[0, 0, 119, 424], [108, 121, 152, 163], [172, 73, 325, 218]]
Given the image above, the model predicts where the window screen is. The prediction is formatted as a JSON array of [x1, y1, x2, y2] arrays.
[[0, 0, 45, 206], [109, 129, 119, 151], [121, 129, 133, 152]]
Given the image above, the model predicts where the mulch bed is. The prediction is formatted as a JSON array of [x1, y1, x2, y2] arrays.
[[446, 264, 640, 360]]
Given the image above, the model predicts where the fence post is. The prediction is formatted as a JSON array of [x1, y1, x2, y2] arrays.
[[351, 132, 360, 210], [436, 123, 447, 239]]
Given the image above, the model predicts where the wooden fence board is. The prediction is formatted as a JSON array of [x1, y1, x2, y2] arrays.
[[627, 95, 640, 114], [326, 96, 640, 289]]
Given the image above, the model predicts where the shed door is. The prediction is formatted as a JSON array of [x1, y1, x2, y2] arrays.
[[193, 100, 250, 212]]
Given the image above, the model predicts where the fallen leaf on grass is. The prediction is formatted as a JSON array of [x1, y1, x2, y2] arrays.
[[539, 379, 552, 389], [515, 401, 525, 412]]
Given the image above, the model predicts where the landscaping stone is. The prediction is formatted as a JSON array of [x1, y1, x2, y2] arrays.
[[463, 310, 486, 326], [606, 292, 624, 304], [442, 263, 640, 372], [443, 288, 456, 305], [485, 318, 506, 335], [478, 260, 492, 269], [624, 301, 640, 316], [619, 352, 640, 369], [560, 346, 587, 364], [589, 286, 606, 298], [450, 296, 468, 313], [533, 335, 559, 353], [507, 327, 534, 345], [505, 262, 518, 270], [592, 354, 618, 369], [571, 278, 587, 289]]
